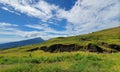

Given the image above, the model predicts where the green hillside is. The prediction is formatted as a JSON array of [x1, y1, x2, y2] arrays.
[[0, 27, 120, 72], [38, 26, 120, 53]]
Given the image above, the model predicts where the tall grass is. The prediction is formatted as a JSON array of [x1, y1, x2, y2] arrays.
[[0, 51, 120, 72]]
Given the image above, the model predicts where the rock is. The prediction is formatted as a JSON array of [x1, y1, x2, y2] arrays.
[[27, 47, 39, 52], [40, 44, 83, 53], [87, 43, 103, 53], [109, 44, 120, 51]]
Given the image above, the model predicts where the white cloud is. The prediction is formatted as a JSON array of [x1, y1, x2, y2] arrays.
[[0, 22, 18, 27], [0, 0, 119, 25], [0, 37, 25, 44], [24, 24, 68, 35], [0, 0, 59, 21], [57, 0, 120, 33], [0, 22, 68, 41], [1, 7, 21, 15], [0, 0, 120, 43]]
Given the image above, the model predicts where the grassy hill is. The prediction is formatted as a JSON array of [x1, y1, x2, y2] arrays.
[[38, 27, 120, 53], [0, 27, 120, 72]]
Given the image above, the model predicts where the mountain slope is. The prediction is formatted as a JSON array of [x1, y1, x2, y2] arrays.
[[33, 27, 120, 53], [0, 27, 120, 72], [0, 37, 44, 49], [0, 27, 120, 53]]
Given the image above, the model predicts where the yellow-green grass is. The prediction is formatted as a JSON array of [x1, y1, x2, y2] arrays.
[[0, 27, 120, 72], [0, 51, 120, 72], [0, 27, 120, 52]]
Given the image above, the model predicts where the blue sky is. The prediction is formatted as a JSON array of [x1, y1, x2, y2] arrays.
[[0, 0, 120, 43]]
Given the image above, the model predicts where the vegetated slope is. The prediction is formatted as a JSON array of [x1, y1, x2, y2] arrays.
[[31, 27, 120, 53], [0, 37, 45, 49], [0, 27, 120, 72], [0, 27, 120, 53]]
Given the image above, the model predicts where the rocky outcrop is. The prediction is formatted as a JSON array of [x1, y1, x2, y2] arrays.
[[40, 44, 105, 53], [86, 43, 103, 53], [27, 47, 39, 52], [26, 42, 119, 53], [99, 42, 120, 51], [40, 44, 83, 52], [109, 44, 120, 51]]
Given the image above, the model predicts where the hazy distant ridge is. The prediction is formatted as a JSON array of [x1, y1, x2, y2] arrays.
[[0, 37, 44, 49]]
